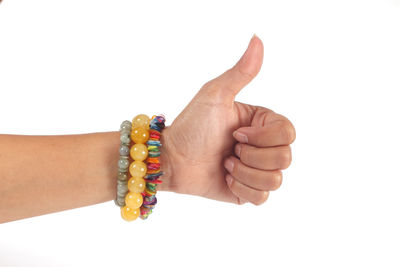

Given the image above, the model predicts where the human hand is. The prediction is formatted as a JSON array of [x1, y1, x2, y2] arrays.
[[160, 35, 296, 205]]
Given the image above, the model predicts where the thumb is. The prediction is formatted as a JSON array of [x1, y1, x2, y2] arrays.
[[209, 34, 264, 99]]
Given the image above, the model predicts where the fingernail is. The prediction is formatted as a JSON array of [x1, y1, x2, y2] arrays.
[[233, 131, 248, 143], [226, 174, 233, 187], [235, 144, 242, 157], [224, 158, 234, 173]]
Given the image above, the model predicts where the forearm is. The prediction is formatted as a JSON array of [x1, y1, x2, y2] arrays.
[[0, 131, 171, 223]]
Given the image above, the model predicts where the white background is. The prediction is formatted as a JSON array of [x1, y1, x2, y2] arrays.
[[1, 0, 400, 266]]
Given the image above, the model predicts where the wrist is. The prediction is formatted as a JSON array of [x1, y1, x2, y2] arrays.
[[158, 126, 174, 192]]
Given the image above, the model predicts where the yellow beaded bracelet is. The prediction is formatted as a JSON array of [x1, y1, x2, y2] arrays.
[[120, 114, 151, 221]]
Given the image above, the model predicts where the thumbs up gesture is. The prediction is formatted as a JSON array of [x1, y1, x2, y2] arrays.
[[160, 35, 296, 205]]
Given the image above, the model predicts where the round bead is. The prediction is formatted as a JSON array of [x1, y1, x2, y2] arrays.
[[120, 125, 131, 134], [117, 172, 129, 181], [127, 177, 146, 193], [119, 145, 130, 156], [120, 128, 131, 135], [120, 120, 131, 128], [121, 206, 140, 221], [120, 124, 131, 132], [129, 160, 147, 178], [117, 180, 128, 194], [125, 192, 143, 209], [117, 157, 129, 170], [130, 127, 149, 144], [114, 196, 125, 207], [132, 114, 150, 129], [130, 143, 148, 161], [114, 199, 122, 207], [117, 190, 127, 198], [120, 133, 131, 145]]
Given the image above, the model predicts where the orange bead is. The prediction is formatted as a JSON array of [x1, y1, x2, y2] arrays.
[[121, 206, 140, 221], [132, 114, 150, 130], [128, 177, 146, 193], [125, 192, 143, 209], [129, 161, 147, 178], [130, 143, 148, 161], [131, 127, 149, 144]]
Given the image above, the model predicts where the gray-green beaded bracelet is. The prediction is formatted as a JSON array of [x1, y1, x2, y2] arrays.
[[114, 120, 132, 207]]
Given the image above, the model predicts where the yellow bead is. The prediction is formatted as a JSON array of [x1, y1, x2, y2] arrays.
[[121, 206, 140, 221], [128, 177, 146, 193], [129, 160, 147, 178], [125, 192, 143, 209], [132, 114, 150, 129], [130, 127, 149, 144], [130, 143, 148, 161]]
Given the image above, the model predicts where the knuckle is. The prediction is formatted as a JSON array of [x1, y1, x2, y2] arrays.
[[288, 123, 296, 143], [201, 80, 219, 96], [277, 147, 292, 169], [257, 108, 275, 126], [237, 66, 256, 80], [253, 191, 269, 205], [200, 80, 233, 105], [270, 171, 283, 191], [202, 80, 217, 90], [278, 120, 296, 144]]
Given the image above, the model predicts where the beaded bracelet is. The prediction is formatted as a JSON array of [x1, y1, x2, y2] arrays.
[[116, 114, 165, 221], [140, 115, 166, 219], [114, 120, 132, 208]]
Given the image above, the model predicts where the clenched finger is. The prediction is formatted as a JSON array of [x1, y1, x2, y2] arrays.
[[226, 174, 269, 205], [224, 156, 283, 191], [235, 144, 292, 170]]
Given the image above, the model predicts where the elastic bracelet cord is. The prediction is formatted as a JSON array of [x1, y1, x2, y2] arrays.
[[140, 115, 166, 219]]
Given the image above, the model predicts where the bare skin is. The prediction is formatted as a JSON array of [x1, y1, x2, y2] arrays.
[[0, 35, 295, 223]]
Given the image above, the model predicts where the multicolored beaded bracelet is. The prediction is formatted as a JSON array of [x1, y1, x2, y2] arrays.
[[140, 115, 166, 219]]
